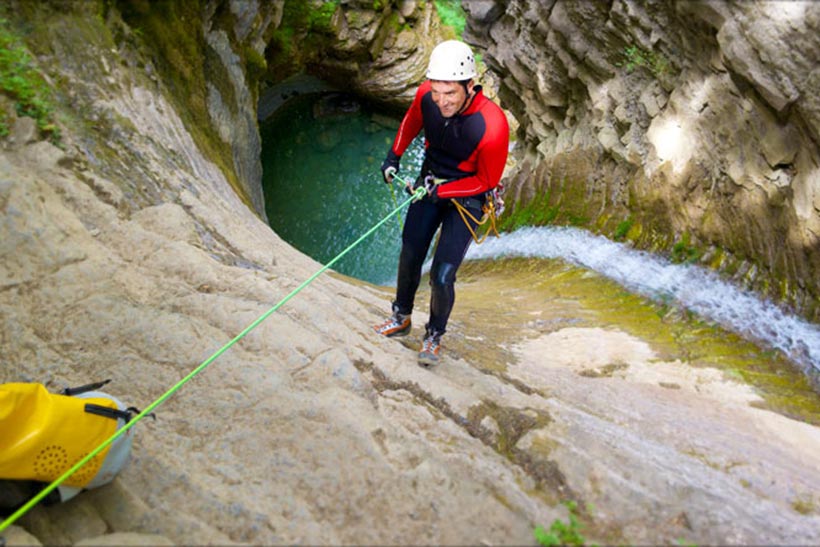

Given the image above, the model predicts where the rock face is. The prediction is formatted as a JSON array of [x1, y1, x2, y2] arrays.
[[262, 0, 452, 111], [463, 0, 820, 321], [201, 0, 278, 220], [323, 0, 449, 109], [2, 2, 820, 546]]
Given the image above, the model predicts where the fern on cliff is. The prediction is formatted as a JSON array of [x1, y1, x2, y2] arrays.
[[434, 0, 466, 37], [0, 17, 58, 141]]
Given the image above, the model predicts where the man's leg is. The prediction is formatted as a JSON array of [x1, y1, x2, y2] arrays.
[[427, 202, 481, 333], [419, 200, 481, 366], [394, 199, 446, 315], [375, 199, 444, 337]]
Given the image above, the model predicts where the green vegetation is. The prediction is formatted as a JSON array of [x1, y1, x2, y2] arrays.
[[534, 501, 595, 546], [498, 187, 560, 232], [671, 232, 701, 264], [434, 0, 466, 37], [567, 212, 590, 226], [617, 44, 670, 79], [0, 17, 59, 142], [266, 0, 341, 80], [613, 216, 634, 241], [307, 0, 340, 32], [244, 46, 268, 84], [279, 1, 340, 36], [497, 178, 596, 233], [431, 2, 488, 74]]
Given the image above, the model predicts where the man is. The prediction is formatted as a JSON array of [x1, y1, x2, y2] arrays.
[[373, 40, 510, 367]]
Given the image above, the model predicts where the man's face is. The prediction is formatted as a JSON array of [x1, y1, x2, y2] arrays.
[[430, 80, 472, 118]]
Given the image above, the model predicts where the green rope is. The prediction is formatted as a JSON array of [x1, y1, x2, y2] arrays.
[[0, 180, 427, 535], [388, 175, 402, 231]]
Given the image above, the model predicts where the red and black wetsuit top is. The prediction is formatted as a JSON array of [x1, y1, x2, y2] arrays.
[[390, 81, 509, 199]]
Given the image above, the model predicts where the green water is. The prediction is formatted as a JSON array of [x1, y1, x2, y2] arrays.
[[260, 92, 424, 285]]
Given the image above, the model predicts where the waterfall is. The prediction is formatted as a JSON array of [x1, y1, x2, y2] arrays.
[[465, 226, 820, 376]]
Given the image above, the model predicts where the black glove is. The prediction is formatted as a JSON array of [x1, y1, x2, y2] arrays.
[[380, 149, 401, 183]]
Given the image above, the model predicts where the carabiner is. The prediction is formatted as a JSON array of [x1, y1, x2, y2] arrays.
[[423, 174, 437, 196]]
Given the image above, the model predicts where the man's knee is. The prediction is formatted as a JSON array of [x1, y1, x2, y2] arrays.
[[430, 262, 458, 288]]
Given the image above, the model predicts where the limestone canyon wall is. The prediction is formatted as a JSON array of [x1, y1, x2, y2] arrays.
[[462, 0, 820, 321]]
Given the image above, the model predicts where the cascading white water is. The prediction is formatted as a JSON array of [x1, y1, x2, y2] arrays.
[[465, 226, 820, 377]]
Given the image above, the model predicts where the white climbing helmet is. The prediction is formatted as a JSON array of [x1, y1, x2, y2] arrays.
[[426, 40, 477, 81]]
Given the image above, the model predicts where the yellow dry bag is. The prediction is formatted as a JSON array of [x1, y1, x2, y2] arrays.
[[0, 383, 134, 492]]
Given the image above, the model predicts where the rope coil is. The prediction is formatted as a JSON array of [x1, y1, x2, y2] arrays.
[[452, 196, 501, 244]]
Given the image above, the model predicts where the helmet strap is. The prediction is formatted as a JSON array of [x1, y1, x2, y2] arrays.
[[455, 79, 475, 116]]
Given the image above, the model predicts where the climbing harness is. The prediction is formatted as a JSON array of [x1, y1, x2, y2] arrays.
[[0, 177, 427, 536], [404, 172, 504, 244]]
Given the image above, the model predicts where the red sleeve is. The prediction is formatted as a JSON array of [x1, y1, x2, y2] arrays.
[[437, 103, 509, 199], [391, 81, 430, 156]]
